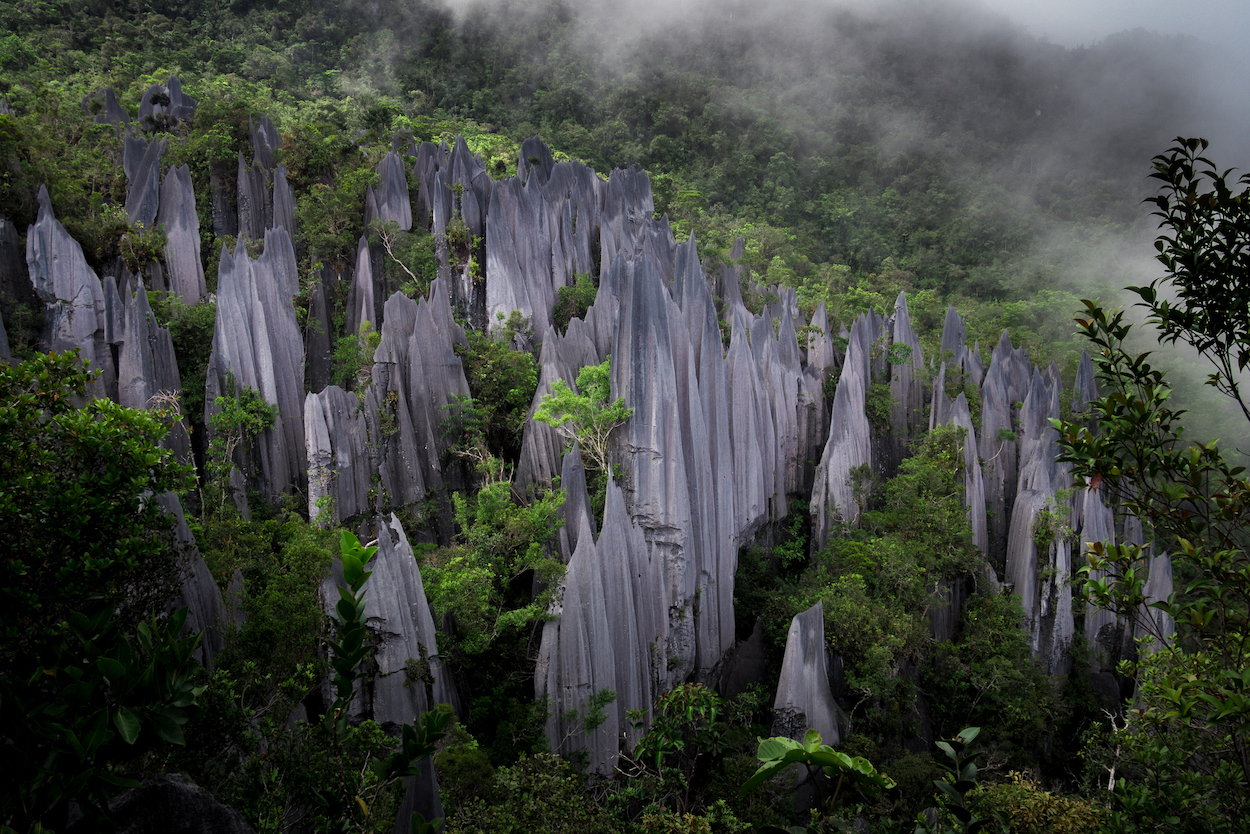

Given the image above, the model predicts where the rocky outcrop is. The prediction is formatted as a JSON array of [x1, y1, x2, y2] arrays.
[[156, 164, 206, 304], [272, 163, 297, 241], [1078, 487, 1118, 658], [26, 186, 115, 398], [205, 228, 306, 501], [319, 513, 453, 833], [125, 137, 165, 229], [236, 150, 271, 242], [115, 282, 191, 462], [0, 215, 35, 323], [365, 281, 470, 514], [137, 75, 197, 132], [536, 513, 620, 775], [80, 87, 130, 131], [373, 151, 412, 231], [157, 492, 230, 668], [888, 291, 926, 473], [773, 601, 842, 746], [305, 385, 373, 526], [68, 773, 254, 834], [810, 314, 874, 549]]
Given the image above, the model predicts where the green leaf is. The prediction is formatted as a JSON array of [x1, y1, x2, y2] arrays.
[[113, 707, 141, 744]]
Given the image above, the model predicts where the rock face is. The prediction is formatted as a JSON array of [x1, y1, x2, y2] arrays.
[[68, 773, 254, 834], [157, 493, 230, 668], [137, 75, 197, 132], [115, 281, 192, 462], [305, 385, 373, 525], [373, 151, 412, 231], [80, 87, 130, 131], [26, 186, 115, 398], [156, 164, 206, 304], [773, 601, 841, 746], [810, 314, 874, 550], [888, 292, 926, 475], [125, 137, 166, 228], [205, 228, 306, 501], [484, 149, 600, 340], [366, 280, 470, 514]]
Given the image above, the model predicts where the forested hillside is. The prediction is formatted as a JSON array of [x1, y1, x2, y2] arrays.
[[2, 2, 1246, 833]]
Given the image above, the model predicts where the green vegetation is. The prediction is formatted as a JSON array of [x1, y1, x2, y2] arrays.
[[4, 0, 1247, 830]]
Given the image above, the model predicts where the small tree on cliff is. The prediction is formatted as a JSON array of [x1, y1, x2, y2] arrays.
[[533, 357, 632, 473]]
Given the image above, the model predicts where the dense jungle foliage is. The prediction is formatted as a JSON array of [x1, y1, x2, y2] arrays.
[[2, 1, 1247, 832]]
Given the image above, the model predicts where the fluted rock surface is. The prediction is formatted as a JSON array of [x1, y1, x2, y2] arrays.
[[365, 281, 469, 513], [888, 291, 926, 474], [156, 164, 206, 304], [205, 228, 306, 500], [305, 386, 373, 525], [137, 75, 196, 130], [773, 601, 841, 746], [26, 186, 115, 398], [125, 137, 165, 228], [116, 282, 191, 462], [536, 514, 620, 775], [157, 492, 230, 668], [810, 314, 874, 550], [1078, 487, 1118, 655], [373, 151, 412, 231]]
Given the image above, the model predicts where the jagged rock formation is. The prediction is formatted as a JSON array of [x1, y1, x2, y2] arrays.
[[125, 137, 166, 228], [810, 314, 875, 550], [773, 601, 842, 746], [305, 385, 373, 525], [26, 186, 115, 398], [67, 774, 255, 834], [365, 280, 470, 514], [0, 214, 35, 324], [888, 291, 926, 474], [80, 87, 130, 131], [537, 470, 666, 773], [372, 151, 412, 231], [115, 281, 191, 461], [272, 163, 297, 241], [1078, 487, 1118, 657], [157, 493, 230, 668], [205, 228, 306, 501], [237, 150, 271, 242], [137, 75, 197, 132], [156, 164, 206, 304], [317, 513, 453, 831]]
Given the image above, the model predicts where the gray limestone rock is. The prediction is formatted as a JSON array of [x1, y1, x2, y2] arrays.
[[535, 514, 620, 775], [947, 392, 988, 558], [1073, 350, 1097, 412], [209, 158, 238, 238], [137, 75, 196, 132], [271, 163, 297, 242], [978, 338, 1019, 572], [125, 137, 166, 228], [888, 291, 926, 474], [306, 265, 336, 394], [0, 214, 36, 321], [366, 282, 470, 513], [116, 282, 191, 462], [810, 314, 873, 550], [81, 87, 130, 131], [67, 773, 254, 834], [556, 442, 596, 564], [1139, 552, 1175, 649], [347, 235, 377, 340], [1079, 487, 1119, 658], [773, 601, 842, 747], [236, 151, 271, 242], [520, 134, 556, 185], [123, 129, 148, 186], [205, 228, 306, 501], [374, 151, 413, 231], [157, 492, 230, 668], [26, 186, 115, 398], [250, 115, 280, 173], [1005, 487, 1073, 674], [305, 385, 373, 525], [156, 164, 206, 304], [940, 305, 966, 368], [612, 254, 698, 682]]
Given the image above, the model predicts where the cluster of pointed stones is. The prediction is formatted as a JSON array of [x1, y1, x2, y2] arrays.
[[1, 105, 1173, 798]]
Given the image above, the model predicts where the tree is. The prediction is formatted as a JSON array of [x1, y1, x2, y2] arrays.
[[532, 358, 633, 473], [0, 352, 202, 832], [1054, 139, 1250, 832]]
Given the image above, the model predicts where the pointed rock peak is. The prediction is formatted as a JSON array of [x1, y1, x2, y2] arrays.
[[730, 236, 746, 262]]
